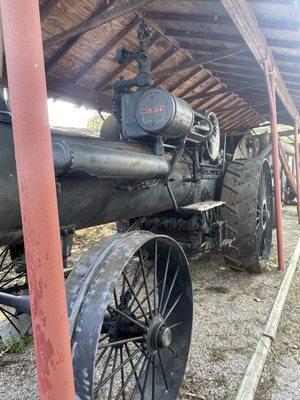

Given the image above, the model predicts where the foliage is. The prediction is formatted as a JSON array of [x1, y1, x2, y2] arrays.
[[1, 335, 32, 354], [86, 111, 110, 131]]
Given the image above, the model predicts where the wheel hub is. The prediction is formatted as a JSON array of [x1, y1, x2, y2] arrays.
[[146, 316, 172, 353], [261, 202, 270, 229]]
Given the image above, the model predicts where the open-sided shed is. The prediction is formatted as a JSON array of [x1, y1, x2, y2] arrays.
[[20, 0, 300, 132], [0, 1, 299, 399]]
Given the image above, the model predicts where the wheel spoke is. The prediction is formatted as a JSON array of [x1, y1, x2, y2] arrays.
[[167, 346, 178, 357], [115, 352, 145, 400], [0, 247, 9, 269], [161, 267, 180, 316], [162, 292, 183, 323], [119, 347, 126, 400], [153, 239, 158, 316], [159, 247, 171, 315], [0, 307, 20, 333], [108, 348, 118, 400], [95, 346, 109, 366], [122, 271, 149, 323], [152, 353, 156, 400], [98, 336, 144, 350], [139, 248, 152, 318], [141, 358, 151, 399], [94, 345, 144, 395], [108, 306, 146, 331], [168, 321, 183, 330], [124, 343, 143, 395], [158, 350, 168, 390], [0, 272, 26, 290], [131, 278, 163, 315]]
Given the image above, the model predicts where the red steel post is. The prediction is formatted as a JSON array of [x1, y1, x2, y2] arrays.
[[294, 118, 300, 223], [262, 61, 285, 271], [0, 1, 76, 399]]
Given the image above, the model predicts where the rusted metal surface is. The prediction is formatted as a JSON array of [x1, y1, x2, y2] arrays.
[[263, 61, 285, 271], [294, 119, 300, 223], [0, 1, 76, 398]]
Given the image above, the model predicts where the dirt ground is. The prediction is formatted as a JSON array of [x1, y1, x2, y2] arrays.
[[0, 206, 299, 400]]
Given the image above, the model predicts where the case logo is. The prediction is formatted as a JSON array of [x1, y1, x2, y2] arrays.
[[139, 105, 166, 115]]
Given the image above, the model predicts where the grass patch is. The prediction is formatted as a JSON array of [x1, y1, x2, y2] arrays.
[[1, 335, 32, 354]]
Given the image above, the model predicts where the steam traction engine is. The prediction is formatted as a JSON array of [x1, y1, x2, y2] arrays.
[[0, 23, 273, 400]]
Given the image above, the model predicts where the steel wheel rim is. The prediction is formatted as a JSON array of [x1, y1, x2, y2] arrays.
[[68, 232, 193, 400], [256, 161, 273, 260]]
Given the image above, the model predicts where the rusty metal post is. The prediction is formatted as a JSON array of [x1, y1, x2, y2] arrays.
[[294, 118, 300, 223], [263, 61, 285, 271], [0, 1, 76, 399]]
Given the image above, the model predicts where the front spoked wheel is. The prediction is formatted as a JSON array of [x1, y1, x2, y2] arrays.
[[67, 231, 193, 400]]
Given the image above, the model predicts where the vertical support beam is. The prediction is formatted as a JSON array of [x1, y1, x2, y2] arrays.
[[294, 118, 300, 223], [0, 1, 76, 399], [263, 61, 285, 271], [0, 7, 3, 78]]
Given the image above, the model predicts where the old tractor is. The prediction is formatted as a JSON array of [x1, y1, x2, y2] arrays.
[[0, 22, 272, 400]]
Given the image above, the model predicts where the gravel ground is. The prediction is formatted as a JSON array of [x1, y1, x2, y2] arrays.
[[0, 206, 299, 400]]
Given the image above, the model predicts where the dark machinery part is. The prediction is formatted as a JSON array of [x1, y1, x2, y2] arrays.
[[67, 231, 192, 400], [221, 158, 273, 273]]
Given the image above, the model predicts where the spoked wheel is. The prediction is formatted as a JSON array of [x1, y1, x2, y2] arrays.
[[67, 231, 193, 400], [221, 158, 273, 273], [0, 245, 27, 332]]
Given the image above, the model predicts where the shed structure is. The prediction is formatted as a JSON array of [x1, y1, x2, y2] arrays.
[[0, 1, 300, 399]]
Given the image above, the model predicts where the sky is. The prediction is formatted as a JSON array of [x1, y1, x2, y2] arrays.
[[47, 98, 97, 129]]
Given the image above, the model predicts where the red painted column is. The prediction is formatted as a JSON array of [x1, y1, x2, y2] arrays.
[[263, 61, 285, 271], [0, 1, 75, 399], [294, 119, 300, 223]]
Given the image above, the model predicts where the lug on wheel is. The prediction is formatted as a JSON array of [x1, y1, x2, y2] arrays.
[[221, 158, 273, 273], [67, 231, 193, 400]]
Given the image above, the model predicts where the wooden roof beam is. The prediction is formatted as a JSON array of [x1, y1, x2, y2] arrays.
[[179, 75, 213, 98], [44, 0, 155, 48], [71, 16, 140, 83], [153, 45, 248, 84], [167, 66, 203, 93], [45, 0, 116, 72], [220, 0, 299, 120], [166, 28, 300, 49], [40, 0, 60, 22], [145, 11, 300, 32]]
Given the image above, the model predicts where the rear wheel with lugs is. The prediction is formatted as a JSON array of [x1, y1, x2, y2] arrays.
[[221, 158, 273, 273]]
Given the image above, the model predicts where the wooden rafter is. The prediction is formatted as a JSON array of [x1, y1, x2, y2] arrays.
[[167, 66, 203, 93], [71, 16, 140, 82], [44, 0, 155, 48], [166, 28, 299, 49], [178, 75, 212, 98], [40, 0, 60, 22], [145, 11, 300, 32], [45, 0, 116, 72], [220, 0, 299, 120], [153, 45, 248, 86]]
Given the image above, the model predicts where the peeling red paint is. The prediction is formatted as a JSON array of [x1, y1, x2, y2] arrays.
[[0, 1, 76, 398]]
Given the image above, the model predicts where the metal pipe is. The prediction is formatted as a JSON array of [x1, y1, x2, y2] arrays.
[[0, 1, 76, 399], [53, 138, 170, 179], [263, 61, 285, 271], [294, 119, 300, 223]]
